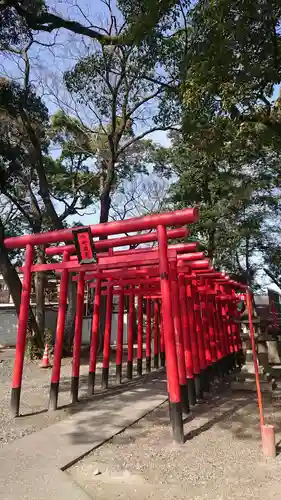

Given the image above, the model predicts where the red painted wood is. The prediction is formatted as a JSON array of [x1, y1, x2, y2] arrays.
[[5, 208, 198, 249]]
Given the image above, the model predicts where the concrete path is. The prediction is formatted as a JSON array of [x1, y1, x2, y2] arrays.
[[0, 374, 168, 499]]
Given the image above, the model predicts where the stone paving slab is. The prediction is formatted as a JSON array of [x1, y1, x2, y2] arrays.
[[0, 375, 168, 499]]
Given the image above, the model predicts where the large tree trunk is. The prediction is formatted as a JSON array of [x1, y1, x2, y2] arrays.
[[21, 110, 78, 353], [98, 189, 112, 351], [35, 245, 45, 340], [0, 220, 43, 350], [33, 153, 77, 352], [100, 190, 111, 225], [63, 275, 77, 354]]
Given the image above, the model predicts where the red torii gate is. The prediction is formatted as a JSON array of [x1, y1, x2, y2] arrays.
[[4, 207, 247, 443]]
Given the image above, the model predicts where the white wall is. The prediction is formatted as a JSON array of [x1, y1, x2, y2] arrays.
[[82, 313, 128, 345], [0, 307, 129, 347], [0, 306, 57, 347]]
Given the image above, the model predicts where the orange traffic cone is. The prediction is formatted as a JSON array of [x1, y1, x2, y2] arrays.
[[40, 344, 51, 368]]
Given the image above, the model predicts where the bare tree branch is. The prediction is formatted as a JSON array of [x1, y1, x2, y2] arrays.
[[117, 126, 178, 157], [264, 268, 281, 290]]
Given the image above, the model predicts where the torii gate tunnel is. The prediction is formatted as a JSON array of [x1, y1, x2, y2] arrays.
[[5, 207, 246, 443]]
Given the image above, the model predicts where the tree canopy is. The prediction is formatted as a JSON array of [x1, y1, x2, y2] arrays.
[[179, 1, 281, 139], [0, 0, 180, 46]]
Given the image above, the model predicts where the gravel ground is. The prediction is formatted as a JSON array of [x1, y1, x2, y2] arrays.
[[68, 388, 281, 500], [2, 347, 281, 500], [0, 347, 153, 446]]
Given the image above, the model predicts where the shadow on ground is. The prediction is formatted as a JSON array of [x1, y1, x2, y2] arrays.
[[12, 360, 281, 454], [63, 377, 281, 450]]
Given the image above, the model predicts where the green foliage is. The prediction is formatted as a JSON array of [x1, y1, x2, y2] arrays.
[[118, 0, 181, 42], [0, 0, 179, 46], [51, 110, 109, 159], [173, 0, 281, 143], [26, 330, 43, 360], [0, 77, 48, 124], [44, 327, 53, 351], [149, 0, 281, 287], [154, 104, 280, 285], [0, 78, 48, 193], [263, 227, 281, 288], [56, 36, 166, 223], [0, 77, 100, 235], [50, 108, 154, 204], [185, 1, 281, 99], [0, 2, 31, 49]]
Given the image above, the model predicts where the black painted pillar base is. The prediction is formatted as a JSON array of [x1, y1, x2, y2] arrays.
[[194, 373, 203, 400], [11, 387, 21, 418], [201, 370, 210, 392], [229, 352, 235, 370], [102, 367, 109, 389], [154, 353, 159, 369], [229, 353, 236, 372], [237, 349, 245, 368], [146, 357, 151, 373], [221, 358, 228, 378], [207, 365, 215, 383], [137, 358, 142, 376], [225, 355, 233, 374], [71, 376, 79, 403], [169, 400, 184, 443], [49, 381, 59, 411], [187, 378, 196, 406], [233, 351, 242, 371], [228, 355, 234, 372], [218, 360, 226, 380], [234, 351, 240, 369], [221, 357, 229, 376], [116, 364, 122, 385], [160, 352, 166, 368], [180, 384, 190, 414], [127, 361, 133, 380], [87, 371, 95, 397], [212, 362, 220, 380], [216, 361, 225, 383]]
